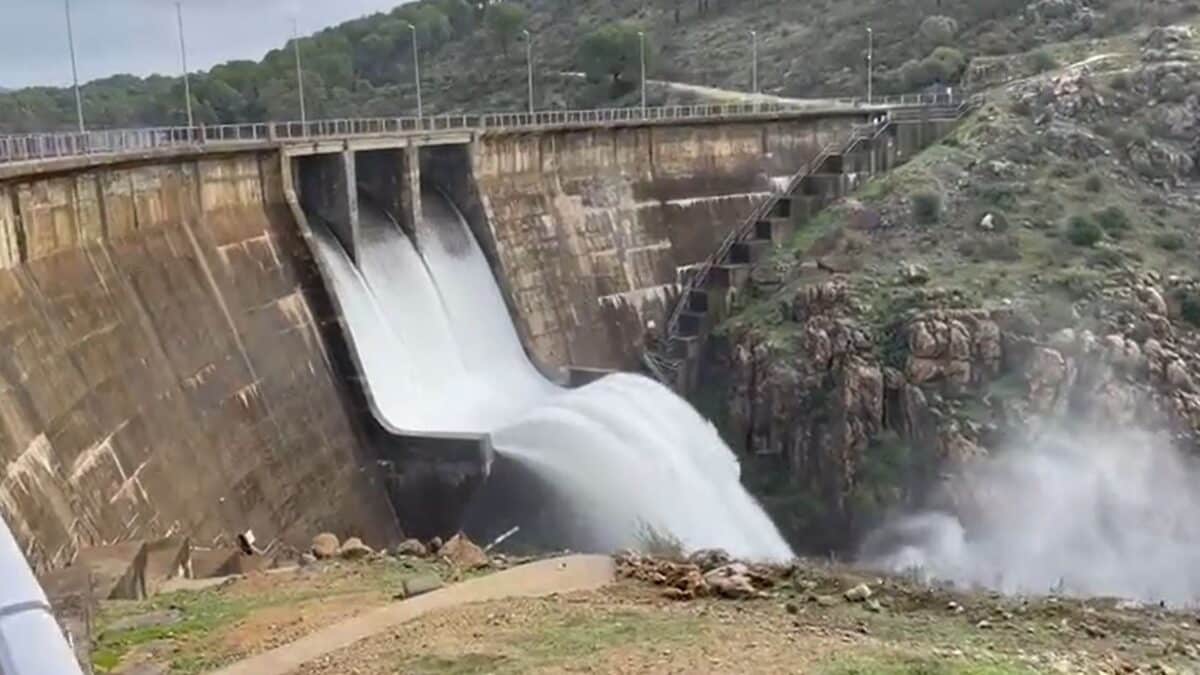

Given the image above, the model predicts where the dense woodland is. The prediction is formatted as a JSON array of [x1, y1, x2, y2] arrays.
[[0, 0, 1180, 132]]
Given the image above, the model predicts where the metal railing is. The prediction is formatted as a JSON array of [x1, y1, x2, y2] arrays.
[[0, 93, 962, 168], [646, 97, 973, 385]]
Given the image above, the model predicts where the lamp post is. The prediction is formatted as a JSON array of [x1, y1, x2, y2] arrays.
[[408, 23, 423, 118], [523, 29, 534, 114], [866, 26, 874, 105], [176, 1, 194, 130], [638, 31, 647, 112], [64, 0, 85, 132], [292, 19, 307, 126], [750, 30, 758, 94]]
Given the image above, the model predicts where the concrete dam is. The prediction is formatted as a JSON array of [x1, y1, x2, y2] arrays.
[[0, 105, 948, 571]]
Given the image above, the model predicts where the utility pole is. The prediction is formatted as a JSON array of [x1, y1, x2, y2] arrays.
[[750, 30, 759, 94], [292, 19, 307, 126], [64, 0, 85, 132], [866, 26, 874, 105], [408, 23, 423, 118], [176, 1, 194, 130], [523, 30, 534, 114], [638, 31, 647, 112]]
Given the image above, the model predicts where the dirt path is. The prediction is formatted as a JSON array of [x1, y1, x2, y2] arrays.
[[210, 555, 615, 675]]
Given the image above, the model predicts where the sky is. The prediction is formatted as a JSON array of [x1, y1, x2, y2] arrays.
[[0, 0, 410, 89]]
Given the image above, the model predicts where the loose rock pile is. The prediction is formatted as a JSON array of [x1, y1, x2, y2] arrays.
[[307, 531, 493, 570], [614, 549, 788, 600]]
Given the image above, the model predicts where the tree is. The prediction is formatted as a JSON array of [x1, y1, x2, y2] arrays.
[[578, 22, 648, 87], [485, 2, 527, 57], [438, 0, 476, 36], [919, 15, 959, 48]]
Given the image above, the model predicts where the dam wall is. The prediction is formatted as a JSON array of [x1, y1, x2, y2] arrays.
[[471, 115, 861, 371], [0, 153, 397, 571]]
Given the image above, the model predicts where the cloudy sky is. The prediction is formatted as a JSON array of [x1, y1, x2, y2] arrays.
[[1, 0, 409, 89]]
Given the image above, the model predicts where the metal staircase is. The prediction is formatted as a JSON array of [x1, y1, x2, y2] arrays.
[[644, 99, 972, 388]]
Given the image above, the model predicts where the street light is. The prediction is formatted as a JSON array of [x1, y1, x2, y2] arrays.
[[750, 30, 759, 94], [523, 29, 534, 114], [638, 31, 647, 112], [866, 27, 874, 105], [292, 19, 307, 126], [176, 1, 194, 130], [63, 0, 85, 133], [407, 23, 423, 118]]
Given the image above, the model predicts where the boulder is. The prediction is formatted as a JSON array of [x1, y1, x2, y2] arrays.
[[703, 563, 760, 599], [902, 263, 931, 285], [844, 583, 873, 602], [338, 537, 374, 560], [427, 536, 444, 554], [393, 539, 429, 558], [400, 574, 444, 598], [439, 534, 489, 570], [687, 548, 732, 572], [311, 533, 340, 560]]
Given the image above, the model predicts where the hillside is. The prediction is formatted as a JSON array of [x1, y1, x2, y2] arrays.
[[711, 11, 1200, 571], [1, 0, 1195, 132]]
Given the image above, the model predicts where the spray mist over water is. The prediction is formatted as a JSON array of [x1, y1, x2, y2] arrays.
[[861, 429, 1200, 604], [309, 189, 791, 560]]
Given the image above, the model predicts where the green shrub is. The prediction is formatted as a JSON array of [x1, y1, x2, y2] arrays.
[[1181, 291, 1200, 326], [1084, 173, 1104, 193], [979, 234, 1022, 262], [1155, 232, 1186, 251], [1094, 206, 1131, 236], [911, 191, 943, 225], [1028, 49, 1059, 73], [1088, 248, 1124, 268], [1110, 72, 1130, 91], [1112, 126, 1149, 149], [1066, 215, 1103, 246], [977, 184, 1018, 210]]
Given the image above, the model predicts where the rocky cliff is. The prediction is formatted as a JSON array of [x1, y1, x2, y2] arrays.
[[714, 19, 1200, 551]]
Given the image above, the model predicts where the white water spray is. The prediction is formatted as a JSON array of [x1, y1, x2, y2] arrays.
[[309, 189, 791, 560], [861, 429, 1200, 604]]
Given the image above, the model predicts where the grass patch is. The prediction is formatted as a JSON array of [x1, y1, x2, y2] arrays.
[[93, 559, 447, 673], [397, 653, 510, 674], [1155, 231, 1186, 251], [818, 653, 1035, 675]]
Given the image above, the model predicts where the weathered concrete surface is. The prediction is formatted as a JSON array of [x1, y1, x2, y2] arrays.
[[473, 117, 858, 370], [0, 152, 397, 572]]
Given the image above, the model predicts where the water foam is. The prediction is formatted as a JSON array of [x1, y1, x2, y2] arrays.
[[309, 189, 791, 560], [860, 429, 1200, 604]]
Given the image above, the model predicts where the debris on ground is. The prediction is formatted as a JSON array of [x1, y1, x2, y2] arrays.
[[614, 550, 786, 600], [439, 533, 490, 570]]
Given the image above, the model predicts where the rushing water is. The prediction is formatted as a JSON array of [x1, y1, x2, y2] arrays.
[[309, 189, 792, 560]]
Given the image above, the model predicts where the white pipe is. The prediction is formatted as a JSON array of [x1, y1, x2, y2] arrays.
[[0, 518, 83, 674]]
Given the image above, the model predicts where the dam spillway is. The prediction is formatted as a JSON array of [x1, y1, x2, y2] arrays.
[[308, 188, 792, 559]]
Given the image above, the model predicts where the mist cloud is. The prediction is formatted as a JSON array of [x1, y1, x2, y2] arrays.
[[860, 428, 1200, 605]]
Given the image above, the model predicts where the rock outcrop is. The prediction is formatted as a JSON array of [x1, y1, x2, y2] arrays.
[[725, 269, 1200, 548]]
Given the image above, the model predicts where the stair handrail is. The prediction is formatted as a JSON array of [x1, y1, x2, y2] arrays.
[[647, 96, 980, 384], [657, 115, 883, 341]]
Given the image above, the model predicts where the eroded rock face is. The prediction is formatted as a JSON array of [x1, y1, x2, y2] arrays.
[[725, 272, 1200, 549]]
